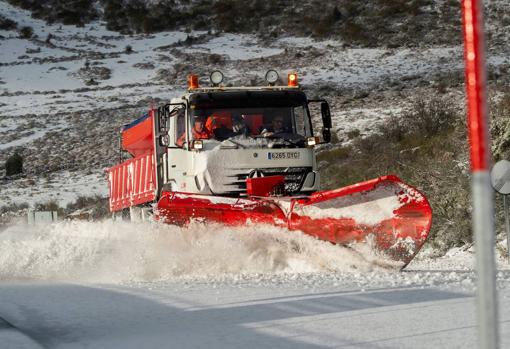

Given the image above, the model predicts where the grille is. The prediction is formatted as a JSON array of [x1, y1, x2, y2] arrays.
[[226, 167, 311, 195]]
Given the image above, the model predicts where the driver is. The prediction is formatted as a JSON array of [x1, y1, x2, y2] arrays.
[[177, 116, 211, 147], [232, 115, 251, 136], [261, 116, 287, 137]]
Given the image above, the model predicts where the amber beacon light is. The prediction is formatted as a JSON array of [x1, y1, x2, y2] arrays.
[[288, 72, 298, 87], [188, 74, 199, 89]]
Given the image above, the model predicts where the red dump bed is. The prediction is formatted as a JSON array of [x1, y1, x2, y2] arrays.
[[108, 152, 156, 212], [109, 108, 158, 212], [121, 110, 154, 157]]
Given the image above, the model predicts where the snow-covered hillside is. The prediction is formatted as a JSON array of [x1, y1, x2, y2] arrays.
[[2, 1, 510, 348], [2, 0, 505, 207]]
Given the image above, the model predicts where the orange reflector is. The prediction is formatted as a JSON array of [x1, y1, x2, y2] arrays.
[[288, 72, 298, 87], [188, 74, 199, 89]]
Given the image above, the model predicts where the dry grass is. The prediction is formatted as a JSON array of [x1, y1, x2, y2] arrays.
[[66, 195, 110, 220], [318, 96, 471, 251]]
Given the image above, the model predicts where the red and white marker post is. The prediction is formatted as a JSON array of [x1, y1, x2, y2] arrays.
[[462, 0, 499, 347]]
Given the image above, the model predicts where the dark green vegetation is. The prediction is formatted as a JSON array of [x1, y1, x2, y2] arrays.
[[7, 0, 462, 47], [5, 153, 23, 176], [19, 25, 33, 38], [0, 14, 17, 30], [7, 0, 98, 25]]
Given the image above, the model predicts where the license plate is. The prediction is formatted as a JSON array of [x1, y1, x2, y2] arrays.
[[268, 152, 300, 160]]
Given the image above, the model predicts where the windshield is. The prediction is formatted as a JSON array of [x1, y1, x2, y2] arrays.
[[189, 106, 312, 146]]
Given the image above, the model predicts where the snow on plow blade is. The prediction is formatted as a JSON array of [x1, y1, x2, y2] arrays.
[[157, 175, 432, 267], [288, 175, 432, 267]]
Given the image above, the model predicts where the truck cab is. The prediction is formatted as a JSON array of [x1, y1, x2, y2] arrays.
[[109, 71, 332, 214], [162, 86, 332, 196]]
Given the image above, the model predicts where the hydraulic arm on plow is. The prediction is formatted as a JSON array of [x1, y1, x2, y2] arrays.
[[108, 71, 432, 268]]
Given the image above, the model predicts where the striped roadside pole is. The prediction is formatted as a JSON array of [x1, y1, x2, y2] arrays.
[[461, 0, 499, 348]]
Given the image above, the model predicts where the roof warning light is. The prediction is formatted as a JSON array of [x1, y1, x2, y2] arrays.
[[188, 74, 199, 89], [288, 72, 298, 87]]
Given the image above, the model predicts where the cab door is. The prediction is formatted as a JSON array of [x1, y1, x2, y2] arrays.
[[166, 105, 192, 192]]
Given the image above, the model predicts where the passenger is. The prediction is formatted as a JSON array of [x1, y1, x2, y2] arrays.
[[261, 116, 288, 137], [205, 112, 232, 133], [206, 112, 234, 141], [243, 114, 263, 136], [177, 116, 211, 147]]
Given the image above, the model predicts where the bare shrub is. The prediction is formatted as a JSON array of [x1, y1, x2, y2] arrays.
[[73, 66, 112, 82], [491, 91, 510, 161], [35, 200, 60, 212], [208, 54, 223, 64], [0, 15, 17, 30], [330, 132, 341, 144], [34, 200, 65, 218], [66, 195, 110, 220], [19, 26, 33, 38], [5, 153, 23, 176], [0, 202, 29, 214], [378, 115, 406, 142], [319, 96, 468, 251], [399, 98, 458, 138], [317, 146, 351, 163]]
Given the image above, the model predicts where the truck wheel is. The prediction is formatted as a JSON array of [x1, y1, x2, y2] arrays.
[[121, 208, 130, 221]]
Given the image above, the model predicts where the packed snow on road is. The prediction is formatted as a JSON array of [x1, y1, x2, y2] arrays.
[[0, 221, 509, 348]]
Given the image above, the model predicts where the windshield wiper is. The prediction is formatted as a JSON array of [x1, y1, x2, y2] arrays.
[[270, 134, 302, 147], [223, 138, 246, 149]]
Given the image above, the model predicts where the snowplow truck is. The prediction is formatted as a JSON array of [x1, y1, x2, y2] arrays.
[[108, 71, 432, 268]]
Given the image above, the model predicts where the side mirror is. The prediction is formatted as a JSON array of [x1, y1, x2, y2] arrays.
[[158, 103, 186, 133], [157, 106, 168, 133], [322, 129, 331, 143], [159, 135, 170, 147], [168, 106, 183, 117], [321, 101, 332, 143], [307, 99, 332, 144], [321, 102, 332, 128]]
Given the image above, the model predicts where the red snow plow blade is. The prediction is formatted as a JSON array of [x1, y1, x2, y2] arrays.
[[288, 175, 432, 267], [157, 175, 432, 268]]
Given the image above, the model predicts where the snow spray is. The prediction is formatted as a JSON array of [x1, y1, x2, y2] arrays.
[[0, 221, 385, 283]]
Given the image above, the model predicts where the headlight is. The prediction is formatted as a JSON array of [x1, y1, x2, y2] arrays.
[[210, 70, 224, 86], [265, 70, 279, 85], [306, 136, 319, 147], [191, 140, 203, 150]]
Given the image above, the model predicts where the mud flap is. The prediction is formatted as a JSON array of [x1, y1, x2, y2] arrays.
[[288, 175, 432, 267]]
